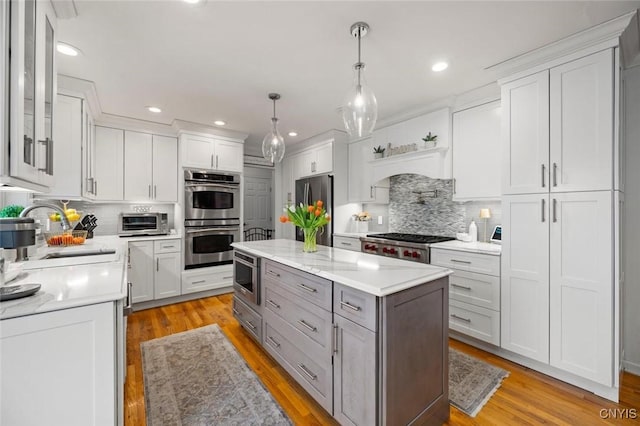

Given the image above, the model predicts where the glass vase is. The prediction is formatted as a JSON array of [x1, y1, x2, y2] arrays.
[[302, 228, 318, 253]]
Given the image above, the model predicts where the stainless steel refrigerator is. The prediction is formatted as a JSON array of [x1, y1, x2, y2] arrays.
[[295, 174, 333, 247]]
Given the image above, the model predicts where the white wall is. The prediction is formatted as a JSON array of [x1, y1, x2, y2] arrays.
[[623, 65, 640, 374]]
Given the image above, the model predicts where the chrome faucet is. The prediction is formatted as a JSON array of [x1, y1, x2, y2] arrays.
[[20, 203, 71, 231]]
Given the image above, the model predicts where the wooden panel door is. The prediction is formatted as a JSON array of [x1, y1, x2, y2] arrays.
[[550, 49, 613, 192], [152, 135, 178, 202], [154, 252, 181, 299], [549, 191, 613, 385], [452, 100, 502, 200], [501, 194, 550, 363], [94, 126, 124, 200], [501, 71, 550, 195], [124, 130, 152, 201], [1, 303, 115, 426], [129, 241, 154, 303], [333, 314, 376, 426], [214, 140, 243, 172]]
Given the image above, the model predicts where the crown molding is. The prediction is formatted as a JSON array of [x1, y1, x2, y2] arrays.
[[57, 74, 102, 118], [172, 119, 248, 142], [51, 0, 77, 19], [95, 113, 177, 137], [487, 10, 638, 81]]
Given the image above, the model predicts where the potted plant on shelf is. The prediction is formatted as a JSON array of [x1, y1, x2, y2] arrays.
[[373, 145, 386, 159], [422, 132, 438, 149]]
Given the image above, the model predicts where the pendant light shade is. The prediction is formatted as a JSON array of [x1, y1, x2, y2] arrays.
[[342, 22, 377, 139], [262, 93, 286, 163]]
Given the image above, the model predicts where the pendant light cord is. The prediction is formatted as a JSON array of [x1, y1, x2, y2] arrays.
[[273, 98, 276, 120], [357, 26, 362, 87]]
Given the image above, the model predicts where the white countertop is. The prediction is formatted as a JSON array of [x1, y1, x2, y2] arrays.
[[430, 240, 502, 256], [1, 236, 128, 320], [333, 232, 369, 238], [232, 239, 452, 297]]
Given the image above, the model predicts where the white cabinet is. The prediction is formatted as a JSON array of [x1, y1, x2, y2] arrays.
[[502, 50, 614, 195], [294, 142, 333, 179], [124, 132, 178, 202], [452, 100, 502, 200], [1, 302, 116, 426], [549, 191, 613, 385], [182, 264, 233, 294], [94, 126, 124, 201], [180, 133, 243, 172], [549, 50, 613, 192], [333, 235, 361, 252], [501, 70, 550, 195], [49, 94, 82, 198], [129, 241, 154, 303], [501, 194, 550, 363], [129, 238, 181, 302], [6, 0, 57, 189], [347, 137, 389, 203]]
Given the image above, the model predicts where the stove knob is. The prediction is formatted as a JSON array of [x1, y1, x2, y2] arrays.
[[412, 252, 420, 258], [382, 247, 388, 253], [364, 244, 370, 250], [372, 245, 377, 250], [403, 250, 410, 257], [389, 248, 397, 255]]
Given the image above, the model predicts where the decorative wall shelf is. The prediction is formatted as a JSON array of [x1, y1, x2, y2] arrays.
[[367, 146, 448, 164], [369, 146, 450, 182]]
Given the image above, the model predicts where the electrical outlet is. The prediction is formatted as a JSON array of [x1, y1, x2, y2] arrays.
[[377, 215, 383, 225]]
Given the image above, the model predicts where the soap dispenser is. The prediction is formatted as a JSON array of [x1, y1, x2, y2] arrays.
[[468, 220, 478, 242]]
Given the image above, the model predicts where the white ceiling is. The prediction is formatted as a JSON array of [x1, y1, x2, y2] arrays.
[[57, 1, 640, 152]]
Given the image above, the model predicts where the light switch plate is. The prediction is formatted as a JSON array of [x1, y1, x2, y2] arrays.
[[377, 215, 383, 225]]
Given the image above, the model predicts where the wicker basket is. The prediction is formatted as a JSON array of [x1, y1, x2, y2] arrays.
[[44, 230, 88, 247]]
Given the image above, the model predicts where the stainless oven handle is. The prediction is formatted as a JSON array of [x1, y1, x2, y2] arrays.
[[184, 183, 239, 190], [186, 227, 240, 235]]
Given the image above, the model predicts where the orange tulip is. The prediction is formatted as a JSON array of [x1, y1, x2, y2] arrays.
[[314, 209, 322, 217], [279, 215, 288, 223], [307, 205, 315, 213], [316, 200, 324, 208]]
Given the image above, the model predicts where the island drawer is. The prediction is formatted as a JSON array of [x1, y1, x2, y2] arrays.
[[449, 299, 500, 346], [431, 248, 500, 277], [333, 236, 361, 252], [153, 239, 181, 254], [262, 260, 332, 311], [264, 283, 332, 351], [448, 269, 500, 311], [263, 310, 333, 412], [333, 283, 378, 332], [233, 296, 262, 343]]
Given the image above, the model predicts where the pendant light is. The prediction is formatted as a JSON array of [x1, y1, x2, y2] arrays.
[[262, 93, 286, 163], [342, 22, 377, 139]]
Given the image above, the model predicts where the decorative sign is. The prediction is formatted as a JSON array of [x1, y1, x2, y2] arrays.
[[387, 142, 418, 157]]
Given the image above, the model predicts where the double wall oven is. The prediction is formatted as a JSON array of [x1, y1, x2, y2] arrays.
[[184, 169, 240, 269]]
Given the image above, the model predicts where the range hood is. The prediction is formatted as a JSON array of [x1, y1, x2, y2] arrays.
[[370, 147, 451, 183]]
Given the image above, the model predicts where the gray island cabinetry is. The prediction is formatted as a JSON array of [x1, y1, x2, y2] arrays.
[[231, 239, 452, 426]]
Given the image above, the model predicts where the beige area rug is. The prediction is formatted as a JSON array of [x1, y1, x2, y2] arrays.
[[142, 325, 507, 424], [141, 324, 291, 426], [449, 348, 509, 417]]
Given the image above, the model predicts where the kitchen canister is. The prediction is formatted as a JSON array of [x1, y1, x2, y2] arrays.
[[468, 220, 478, 242]]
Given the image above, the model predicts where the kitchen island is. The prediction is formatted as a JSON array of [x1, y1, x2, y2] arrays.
[[0, 237, 129, 426], [232, 239, 453, 426]]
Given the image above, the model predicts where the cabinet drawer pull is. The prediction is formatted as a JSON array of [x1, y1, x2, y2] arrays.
[[192, 279, 206, 284], [232, 308, 241, 316], [298, 283, 317, 293], [267, 270, 281, 278], [340, 301, 361, 312], [451, 283, 472, 290], [156, 258, 159, 271], [298, 319, 317, 332], [451, 314, 471, 323], [553, 162, 558, 187], [340, 242, 352, 246], [246, 320, 257, 330], [297, 363, 317, 381], [450, 259, 472, 264], [541, 164, 546, 188], [332, 324, 339, 354], [267, 336, 281, 348], [267, 299, 281, 309], [162, 245, 175, 249], [222, 275, 233, 280]]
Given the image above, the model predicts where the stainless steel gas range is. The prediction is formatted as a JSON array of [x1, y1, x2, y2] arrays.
[[360, 233, 455, 264]]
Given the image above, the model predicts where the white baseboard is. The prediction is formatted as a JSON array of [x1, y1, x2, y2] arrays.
[[622, 359, 640, 376]]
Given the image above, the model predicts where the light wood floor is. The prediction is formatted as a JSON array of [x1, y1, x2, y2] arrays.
[[125, 294, 640, 425]]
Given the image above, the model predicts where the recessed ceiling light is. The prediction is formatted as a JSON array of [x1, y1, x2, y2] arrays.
[[288, 131, 298, 137], [56, 42, 80, 56], [214, 120, 226, 126], [147, 106, 162, 113], [432, 62, 448, 72]]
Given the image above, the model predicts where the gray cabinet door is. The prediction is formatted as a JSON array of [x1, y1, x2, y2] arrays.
[[333, 314, 377, 426]]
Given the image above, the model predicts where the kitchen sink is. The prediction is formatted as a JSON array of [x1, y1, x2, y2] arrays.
[[40, 249, 116, 259]]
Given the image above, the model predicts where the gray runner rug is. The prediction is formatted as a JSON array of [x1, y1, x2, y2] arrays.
[[141, 324, 291, 426], [449, 348, 509, 417]]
